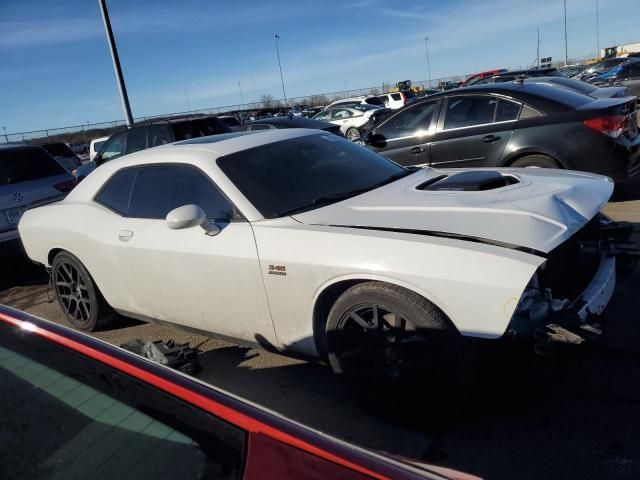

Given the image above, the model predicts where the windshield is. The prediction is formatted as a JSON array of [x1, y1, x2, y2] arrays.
[[0, 147, 67, 185], [217, 134, 407, 218], [41, 143, 75, 158], [536, 77, 597, 94]]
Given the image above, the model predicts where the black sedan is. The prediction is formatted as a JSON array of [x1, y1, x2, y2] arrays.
[[240, 116, 343, 136], [363, 82, 640, 181]]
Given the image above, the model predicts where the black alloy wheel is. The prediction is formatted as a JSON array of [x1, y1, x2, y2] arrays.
[[331, 302, 432, 379], [52, 252, 114, 331], [55, 260, 91, 325]]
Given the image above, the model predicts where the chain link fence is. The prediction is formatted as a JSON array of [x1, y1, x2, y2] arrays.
[[3, 75, 470, 146], [3, 55, 604, 146]]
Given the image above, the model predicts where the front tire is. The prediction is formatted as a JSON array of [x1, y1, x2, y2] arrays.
[[325, 282, 466, 382], [52, 252, 115, 331], [345, 127, 362, 143]]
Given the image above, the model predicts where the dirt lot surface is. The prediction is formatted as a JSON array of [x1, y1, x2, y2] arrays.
[[2, 179, 639, 480]]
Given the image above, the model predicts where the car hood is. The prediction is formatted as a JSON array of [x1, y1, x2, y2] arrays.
[[291, 168, 613, 253]]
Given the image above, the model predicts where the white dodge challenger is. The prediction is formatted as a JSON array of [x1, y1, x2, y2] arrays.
[[18, 129, 629, 378]]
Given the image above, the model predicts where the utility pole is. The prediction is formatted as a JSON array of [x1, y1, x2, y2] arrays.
[[563, 0, 568, 65], [250, 73, 258, 104], [424, 36, 432, 88], [273, 34, 288, 108], [2, 127, 7, 143], [238, 81, 245, 106], [537, 27, 540, 68], [596, 0, 600, 58], [98, 0, 134, 128]]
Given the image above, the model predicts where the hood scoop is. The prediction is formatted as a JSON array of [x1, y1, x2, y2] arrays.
[[417, 171, 519, 192]]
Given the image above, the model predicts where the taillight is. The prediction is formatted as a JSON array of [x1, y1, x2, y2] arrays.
[[583, 115, 628, 139], [53, 179, 77, 193], [401, 92, 406, 105]]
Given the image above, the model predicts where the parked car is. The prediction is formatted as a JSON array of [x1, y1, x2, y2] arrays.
[[1, 144, 75, 255], [19, 130, 631, 386], [362, 82, 640, 180], [558, 64, 588, 78], [76, 116, 231, 180], [370, 92, 411, 110], [0, 305, 476, 480], [312, 105, 381, 141], [323, 96, 369, 110], [218, 115, 242, 130], [579, 57, 631, 81], [459, 69, 508, 87], [524, 76, 630, 99], [39, 142, 82, 174], [89, 136, 109, 161], [467, 67, 565, 85], [240, 115, 343, 136], [588, 59, 640, 100]]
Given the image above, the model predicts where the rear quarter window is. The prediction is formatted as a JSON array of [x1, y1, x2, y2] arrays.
[[0, 147, 67, 185]]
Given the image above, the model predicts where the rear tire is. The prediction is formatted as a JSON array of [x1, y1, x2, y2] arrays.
[[510, 154, 560, 169], [52, 252, 115, 331]]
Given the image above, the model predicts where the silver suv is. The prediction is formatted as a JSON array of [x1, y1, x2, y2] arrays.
[[0, 144, 76, 254]]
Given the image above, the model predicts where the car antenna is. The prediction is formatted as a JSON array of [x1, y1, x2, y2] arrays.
[[516, 58, 539, 84]]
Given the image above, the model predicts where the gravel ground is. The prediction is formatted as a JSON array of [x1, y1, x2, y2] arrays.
[[1, 179, 639, 480]]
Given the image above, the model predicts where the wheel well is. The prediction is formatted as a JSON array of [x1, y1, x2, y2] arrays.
[[503, 151, 564, 168], [312, 279, 367, 357], [48, 248, 64, 267]]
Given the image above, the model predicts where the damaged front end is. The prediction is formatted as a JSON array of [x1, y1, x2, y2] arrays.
[[506, 216, 638, 355]]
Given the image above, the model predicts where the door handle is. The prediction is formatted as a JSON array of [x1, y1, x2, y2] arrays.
[[118, 230, 133, 242], [410, 146, 426, 155], [482, 135, 501, 143]]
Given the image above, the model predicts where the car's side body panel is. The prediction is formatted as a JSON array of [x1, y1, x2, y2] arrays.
[[252, 220, 544, 356]]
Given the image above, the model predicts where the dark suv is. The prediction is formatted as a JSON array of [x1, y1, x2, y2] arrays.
[[76, 116, 231, 180]]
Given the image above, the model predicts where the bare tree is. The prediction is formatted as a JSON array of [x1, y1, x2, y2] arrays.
[[260, 94, 276, 109], [309, 95, 329, 107]]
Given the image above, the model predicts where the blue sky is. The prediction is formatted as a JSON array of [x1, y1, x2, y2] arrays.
[[1, 0, 639, 133]]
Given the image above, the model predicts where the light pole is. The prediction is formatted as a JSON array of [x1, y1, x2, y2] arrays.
[[596, 0, 600, 58], [537, 27, 540, 68], [273, 34, 288, 108], [2, 127, 7, 143], [238, 81, 245, 107], [563, 0, 568, 65], [424, 36, 432, 88], [98, 0, 134, 128]]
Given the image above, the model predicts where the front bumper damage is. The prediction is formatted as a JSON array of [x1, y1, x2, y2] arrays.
[[506, 219, 638, 355]]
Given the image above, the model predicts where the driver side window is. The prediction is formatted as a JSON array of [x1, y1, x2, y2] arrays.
[[128, 165, 237, 222], [100, 132, 127, 161], [331, 109, 353, 120], [376, 100, 439, 139]]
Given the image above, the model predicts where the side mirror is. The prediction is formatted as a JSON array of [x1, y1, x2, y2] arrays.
[[165, 204, 221, 236]]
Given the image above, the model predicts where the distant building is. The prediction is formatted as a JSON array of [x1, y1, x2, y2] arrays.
[[602, 42, 640, 59]]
